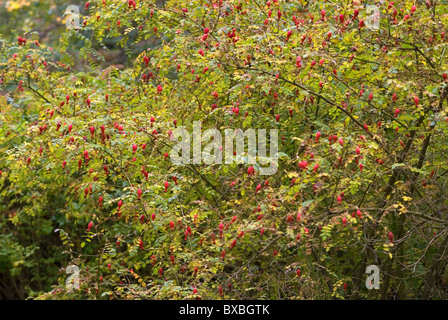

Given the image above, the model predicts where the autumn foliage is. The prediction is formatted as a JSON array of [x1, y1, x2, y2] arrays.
[[1, 0, 448, 299]]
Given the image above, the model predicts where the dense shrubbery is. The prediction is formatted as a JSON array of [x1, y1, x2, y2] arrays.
[[1, 0, 448, 300]]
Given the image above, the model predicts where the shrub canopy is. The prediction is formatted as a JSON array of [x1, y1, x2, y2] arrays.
[[1, 0, 448, 300]]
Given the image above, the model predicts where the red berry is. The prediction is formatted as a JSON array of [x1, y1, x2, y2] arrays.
[[388, 231, 394, 242], [414, 96, 419, 106]]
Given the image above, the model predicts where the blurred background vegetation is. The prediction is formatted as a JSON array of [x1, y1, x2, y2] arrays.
[[0, 0, 167, 71]]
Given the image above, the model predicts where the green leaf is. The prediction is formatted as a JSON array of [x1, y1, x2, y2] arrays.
[[391, 163, 405, 170], [301, 200, 314, 207]]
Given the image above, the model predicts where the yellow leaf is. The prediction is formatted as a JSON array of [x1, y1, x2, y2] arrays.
[[287, 172, 299, 178], [6, 1, 31, 11]]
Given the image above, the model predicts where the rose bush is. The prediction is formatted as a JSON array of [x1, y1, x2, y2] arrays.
[[1, 0, 448, 299]]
